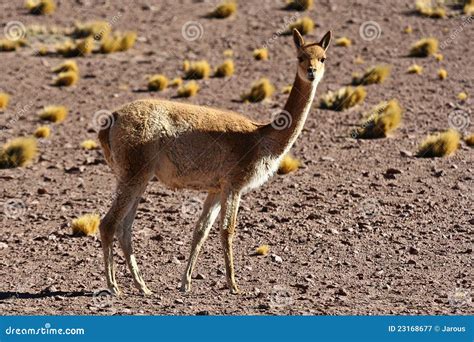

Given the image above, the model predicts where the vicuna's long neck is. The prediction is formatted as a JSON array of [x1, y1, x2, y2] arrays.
[[259, 73, 318, 157]]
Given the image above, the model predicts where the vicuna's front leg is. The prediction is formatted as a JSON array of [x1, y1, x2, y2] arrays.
[[181, 192, 221, 292], [219, 190, 241, 294]]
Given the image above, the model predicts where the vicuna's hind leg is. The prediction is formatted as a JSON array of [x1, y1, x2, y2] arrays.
[[116, 191, 152, 295], [219, 190, 241, 294], [99, 179, 148, 295], [181, 192, 221, 293]]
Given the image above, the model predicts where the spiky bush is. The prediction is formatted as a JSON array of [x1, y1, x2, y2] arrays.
[[465, 134, 474, 147], [285, 0, 313, 11], [417, 129, 460, 158], [209, 1, 237, 18], [465, 0, 474, 14], [253, 48, 268, 61], [407, 64, 423, 74], [71, 214, 100, 236], [73, 21, 111, 39], [404, 25, 413, 34], [119, 32, 137, 51], [169, 77, 183, 87], [52, 60, 79, 74], [241, 78, 274, 103], [278, 154, 301, 174], [288, 17, 314, 35], [281, 85, 292, 94], [0, 39, 18, 52], [335, 37, 352, 47], [255, 244, 270, 256], [81, 139, 98, 150], [34, 126, 50, 138], [438, 68, 448, 80], [148, 75, 169, 91], [415, 0, 446, 18], [223, 49, 233, 57], [410, 38, 438, 57], [355, 100, 402, 139], [0, 93, 10, 110], [38, 105, 68, 123], [320, 86, 366, 111], [53, 71, 79, 86], [57, 37, 93, 57], [352, 64, 391, 85], [434, 53, 443, 61], [183, 60, 211, 79], [0, 137, 37, 168], [25, 0, 56, 15], [177, 81, 200, 97], [214, 59, 234, 77], [100, 35, 121, 53], [457, 92, 468, 101]]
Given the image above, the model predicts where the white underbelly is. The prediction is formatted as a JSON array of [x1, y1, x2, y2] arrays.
[[242, 157, 281, 193]]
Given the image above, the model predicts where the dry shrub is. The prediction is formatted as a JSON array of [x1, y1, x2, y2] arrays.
[[0, 93, 10, 110], [209, 1, 237, 18], [278, 154, 301, 174], [281, 85, 292, 94], [71, 214, 100, 236], [352, 64, 391, 85], [285, 0, 313, 11], [404, 25, 413, 34], [34, 126, 50, 138], [81, 139, 98, 150], [214, 59, 234, 77], [255, 245, 270, 256], [0, 39, 19, 52], [335, 37, 352, 47], [0, 137, 37, 168], [355, 100, 402, 139], [25, 0, 56, 15], [119, 32, 137, 51], [407, 64, 423, 74], [52, 60, 79, 74], [433, 53, 443, 61], [415, 0, 446, 18], [464, 134, 474, 147], [100, 35, 121, 53], [57, 37, 93, 57], [417, 129, 460, 158], [53, 71, 79, 86], [38, 105, 68, 123], [457, 92, 468, 101], [438, 68, 448, 80], [253, 48, 268, 60], [288, 17, 314, 35], [148, 75, 169, 91], [73, 21, 111, 39], [169, 78, 183, 87], [223, 49, 233, 57], [177, 81, 200, 97], [410, 38, 438, 57], [241, 78, 274, 102], [320, 86, 366, 111], [183, 60, 211, 79]]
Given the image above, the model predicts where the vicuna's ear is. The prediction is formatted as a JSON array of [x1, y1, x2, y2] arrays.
[[319, 31, 332, 51], [293, 29, 304, 49]]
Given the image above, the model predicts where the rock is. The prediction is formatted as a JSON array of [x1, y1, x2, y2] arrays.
[[195, 273, 206, 280], [335, 287, 349, 296], [408, 246, 419, 255], [37, 188, 47, 195], [257, 303, 271, 310], [0, 242, 8, 249], [271, 254, 283, 263], [407, 259, 416, 265], [400, 150, 413, 157], [196, 310, 209, 315], [174, 298, 184, 304]]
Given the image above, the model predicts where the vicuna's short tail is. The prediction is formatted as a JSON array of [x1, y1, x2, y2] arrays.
[[98, 112, 117, 167]]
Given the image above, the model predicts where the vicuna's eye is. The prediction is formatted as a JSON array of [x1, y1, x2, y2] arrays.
[[298, 56, 304, 63], [320, 57, 326, 63]]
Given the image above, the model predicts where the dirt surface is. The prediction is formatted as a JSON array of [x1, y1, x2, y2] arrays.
[[0, 0, 473, 315]]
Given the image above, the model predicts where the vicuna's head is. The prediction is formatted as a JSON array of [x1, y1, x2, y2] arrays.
[[293, 29, 331, 83]]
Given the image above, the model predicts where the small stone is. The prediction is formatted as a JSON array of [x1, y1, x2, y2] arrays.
[[335, 287, 349, 296], [174, 298, 184, 304], [0, 242, 8, 249], [407, 259, 416, 265], [257, 303, 271, 310], [195, 273, 206, 280], [271, 254, 283, 263], [408, 246, 419, 255], [400, 150, 413, 157], [37, 188, 47, 195]]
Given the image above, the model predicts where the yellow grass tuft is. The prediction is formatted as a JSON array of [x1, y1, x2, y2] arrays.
[[0, 93, 10, 110], [73, 21, 111, 40], [81, 139, 98, 150], [209, 1, 237, 18], [119, 31, 137, 51], [0, 137, 37, 169], [223, 49, 233, 57], [285, 0, 313, 11], [289, 17, 314, 35], [25, 0, 56, 15], [214, 59, 234, 77], [38, 105, 68, 123], [53, 70, 79, 86], [417, 129, 460, 158], [100, 35, 121, 53], [464, 134, 474, 147], [34, 126, 50, 138], [241, 78, 275, 103], [281, 85, 292, 94], [57, 37, 93, 57], [255, 244, 270, 256], [407, 64, 423, 74], [278, 154, 301, 174], [433, 53, 443, 61], [148, 74, 169, 91], [253, 47, 269, 60], [457, 92, 468, 101], [354, 56, 364, 64], [169, 77, 183, 87], [437, 68, 448, 80], [335, 37, 352, 47], [52, 60, 79, 74], [403, 25, 413, 34], [177, 81, 200, 97], [71, 214, 100, 236], [320, 86, 366, 111], [465, 2, 474, 14], [410, 38, 438, 57], [183, 60, 211, 79], [415, 0, 446, 18], [352, 64, 391, 85], [0, 39, 19, 52], [356, 100, 403, 139]]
